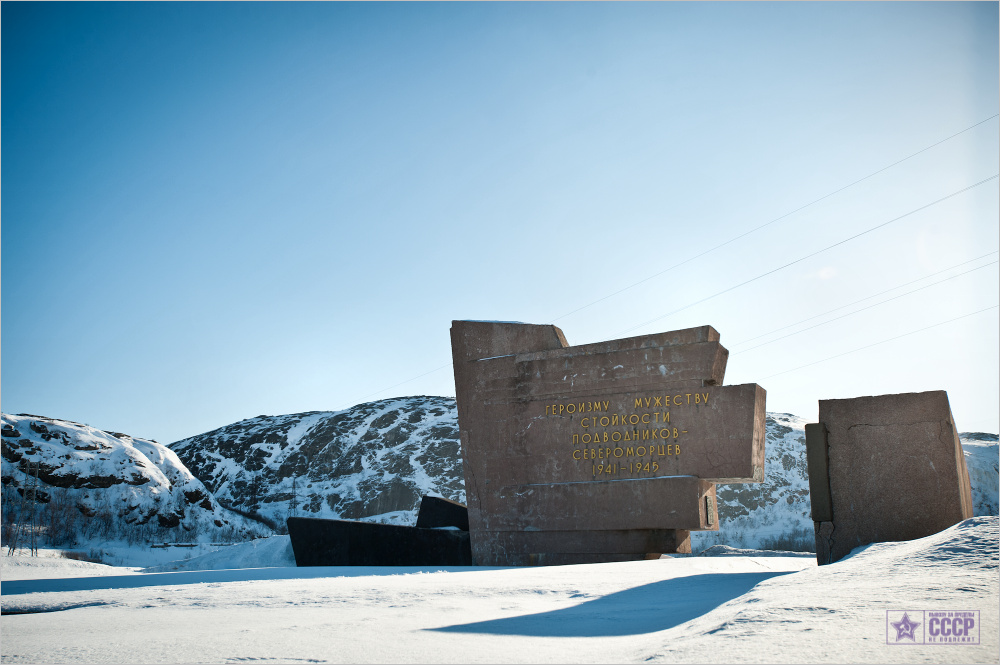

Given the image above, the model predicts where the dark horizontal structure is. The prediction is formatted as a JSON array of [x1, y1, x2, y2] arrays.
[[287, 516, 472, 566], [415, 495, 470, 531]]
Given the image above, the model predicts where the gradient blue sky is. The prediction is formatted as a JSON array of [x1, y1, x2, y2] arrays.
[[3, 2, 998, 443]]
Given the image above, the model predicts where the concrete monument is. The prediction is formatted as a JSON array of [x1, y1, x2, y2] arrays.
[[806, 391, 974, 565], [450, 321, 766, 566]]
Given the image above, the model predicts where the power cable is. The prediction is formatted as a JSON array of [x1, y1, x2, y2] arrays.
[[615, 174, 999, 337], [760, 305, 999, 380], [344, 117, 1000, 407], [353, 363, 454, 405], [548, 114, 1000, 324], [729, 251, 999, 347], [731, 260, 999, 354]]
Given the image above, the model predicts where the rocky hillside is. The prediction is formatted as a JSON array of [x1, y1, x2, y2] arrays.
[[962, 432, 1000, 517], [5, 398, 995, 554], [169, 396, 998, 552], [169, 396, 465, 528], [1, 414, 262, 546]]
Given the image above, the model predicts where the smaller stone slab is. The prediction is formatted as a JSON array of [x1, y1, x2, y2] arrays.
[[415, 495, 469, 531], [806, 391, 973, 565], [287, 517, 472, 567]]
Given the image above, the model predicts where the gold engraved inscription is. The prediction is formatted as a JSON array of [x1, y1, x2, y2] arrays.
[[543, 391, 710, 478]]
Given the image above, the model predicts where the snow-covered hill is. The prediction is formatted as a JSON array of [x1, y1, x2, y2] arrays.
[[169, 397, 998, 552], [1, 414, 261, 546], [169, 396, 465, 529], [5, 400, 995, 554], [962, 432, 1000, 517]]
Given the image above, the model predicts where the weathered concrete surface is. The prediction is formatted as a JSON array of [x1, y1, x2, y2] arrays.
[[473, 528, 693, 566], [451, 321, 765, 566], [489, 476, 717, 532], [808, 391, 974, 565]]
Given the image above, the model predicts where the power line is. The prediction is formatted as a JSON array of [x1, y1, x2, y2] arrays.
[[731, 260, 999, 354], [548, 114, 1000, 325], [353, 362, 453, 405], [760, 305, 999, 380], [615, 174, 999, 336], [345, 116, 1000, 407], [729, 251, 999, 347]]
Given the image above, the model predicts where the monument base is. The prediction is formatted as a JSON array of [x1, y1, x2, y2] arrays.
[[471, 528, 691, 566]]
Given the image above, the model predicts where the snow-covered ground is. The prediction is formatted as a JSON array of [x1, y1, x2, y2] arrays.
[[2, 517, 996, 664]]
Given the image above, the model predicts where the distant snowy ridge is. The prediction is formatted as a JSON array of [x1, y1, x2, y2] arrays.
[[169, 397, 998, 552], [168, 396, 465, 529], [1, 413, 261, 545], [4, 400, 995, 554]]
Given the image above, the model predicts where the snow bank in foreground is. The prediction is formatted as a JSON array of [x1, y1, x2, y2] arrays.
[[1, 517, 994, 664]]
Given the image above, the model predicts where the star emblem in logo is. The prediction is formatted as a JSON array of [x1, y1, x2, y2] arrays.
[[891, 612, 921, 641]]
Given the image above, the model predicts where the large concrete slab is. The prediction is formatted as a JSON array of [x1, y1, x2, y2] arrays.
[[451, 321, 765, 566], [807, 391, 974, 565]]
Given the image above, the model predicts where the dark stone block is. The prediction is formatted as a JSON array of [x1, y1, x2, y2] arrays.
[[287, 516, 472, 566], [415, 495, 469, 531], [804, 423, 832, 522]]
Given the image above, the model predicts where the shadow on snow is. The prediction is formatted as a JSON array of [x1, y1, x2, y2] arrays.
[[429, 571, 792, 637], [0, 566, 504, 596]]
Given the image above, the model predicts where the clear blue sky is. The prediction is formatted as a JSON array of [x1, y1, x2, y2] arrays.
[[3, 2, 998, 443]]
